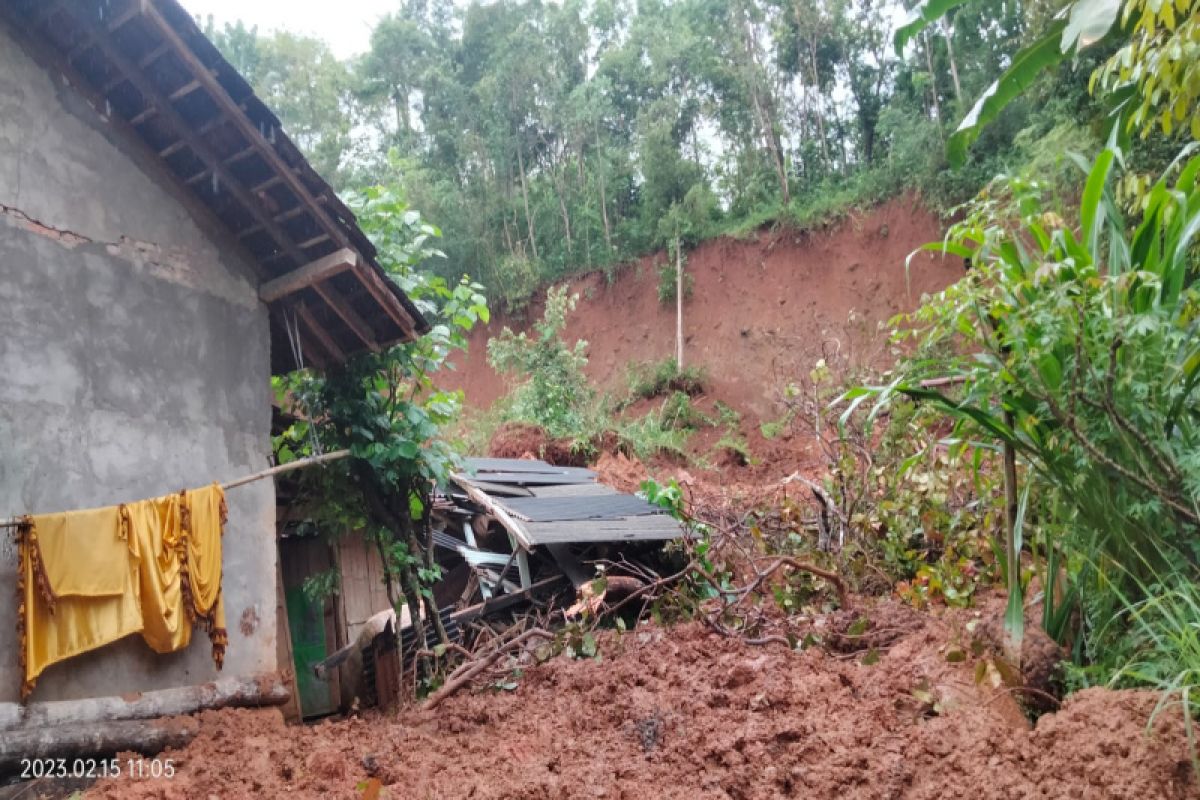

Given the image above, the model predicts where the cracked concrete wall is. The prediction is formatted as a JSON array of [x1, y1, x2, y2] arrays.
[[0, 26, 278, 702]]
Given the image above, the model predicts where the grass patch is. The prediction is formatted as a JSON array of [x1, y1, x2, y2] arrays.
[[627, 359, 706, 401]]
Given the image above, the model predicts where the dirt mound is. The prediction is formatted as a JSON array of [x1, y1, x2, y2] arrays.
[[87, 602, 1196, 800], [487, 421, 589, 467], [446, 196, 960, 426]]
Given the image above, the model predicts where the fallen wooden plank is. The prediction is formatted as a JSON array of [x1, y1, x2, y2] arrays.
[[450, 474, 535, 550]]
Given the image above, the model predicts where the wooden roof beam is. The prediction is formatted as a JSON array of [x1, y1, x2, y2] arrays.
[[167, 77, 201, 101], [292, 302, 346, 363], [259, 248, 357, 303], [141, 3, 355, 255], [353, 264, 418, 338], [258, 249, 381, 355], [72, 12, 305, 275], [103, 42, 171, 94], [64, 4, 144, 64], [311, 282, 381, 353], [297, 233, 330, 249]]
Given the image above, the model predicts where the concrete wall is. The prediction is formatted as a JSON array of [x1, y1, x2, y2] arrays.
[[0, 26, 277, 702]]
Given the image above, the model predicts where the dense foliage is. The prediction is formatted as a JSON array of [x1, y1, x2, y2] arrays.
[[855, 0, 1200, 710], [203, 0, 1103, 311], [274, 188, 488, 660]]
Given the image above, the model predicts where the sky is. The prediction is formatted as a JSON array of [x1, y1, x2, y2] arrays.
[[180, 0, 394, 58]]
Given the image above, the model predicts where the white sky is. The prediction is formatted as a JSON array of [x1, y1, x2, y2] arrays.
[[179, 0, 395, 58]]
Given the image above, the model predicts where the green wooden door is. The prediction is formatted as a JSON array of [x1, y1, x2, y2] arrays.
[[285, 586, 336, 718]]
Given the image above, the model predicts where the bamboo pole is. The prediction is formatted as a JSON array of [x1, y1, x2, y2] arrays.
[[675, 233, 684, 370], [0, 449, 351, 528]]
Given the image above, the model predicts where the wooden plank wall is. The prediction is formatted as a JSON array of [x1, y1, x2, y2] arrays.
[[335, 534, 393, 643]]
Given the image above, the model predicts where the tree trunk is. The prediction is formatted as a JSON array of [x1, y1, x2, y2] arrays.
[[515, 137, 539, 261], [675, 230, 684, 370], [0, 719, 201, 771], [942, 21, 964, 103], [922, 30, 943, 125], [739, 1, 790, 204], [555, 169, 574, 255], [810, 42, 830, 169], [595, 137, 613, 252], [0, 673, 289, 732]]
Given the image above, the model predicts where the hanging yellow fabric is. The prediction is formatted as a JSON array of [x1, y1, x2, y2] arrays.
[[17, 517, 143, 701], [123, 493, 192, 655], [16, 486, 230, 700], [182, 484, 228, 668], [26, 506, 131, 598]]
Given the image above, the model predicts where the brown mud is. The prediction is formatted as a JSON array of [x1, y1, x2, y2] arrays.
[[87, 599, 1196, 800]]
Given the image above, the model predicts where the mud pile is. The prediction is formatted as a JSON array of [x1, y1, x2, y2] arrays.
[[89, 600, 1195, 799]]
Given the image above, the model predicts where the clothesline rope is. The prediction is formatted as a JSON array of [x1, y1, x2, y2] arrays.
[[0, 449, 350, 529]]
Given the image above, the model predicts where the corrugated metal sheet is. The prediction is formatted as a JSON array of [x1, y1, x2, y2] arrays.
[[529, 483, 617, 498], [522, 515, 683, 544], [459, 471, 597, 486], [502, 494, 661, 522], [451, 467, 685, 547], [465, 457, 561, 473]]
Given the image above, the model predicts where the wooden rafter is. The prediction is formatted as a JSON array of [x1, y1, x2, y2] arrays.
[[63, 3, 142, 64], [4, 0, 425, 367], [311, 283, 381, 353], [0, 7, 266, 287], [67, 7, 301, 273], [139, 0, 421, 337], [293, 302, 347, 363], [258, 248, 357, 303], [354, 263, 418, 337]]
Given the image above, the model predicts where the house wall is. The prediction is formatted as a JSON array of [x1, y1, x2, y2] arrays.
[[0, 25, 277, 702]]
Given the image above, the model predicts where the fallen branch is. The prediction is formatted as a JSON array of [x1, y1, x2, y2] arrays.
[[423, 627, 554, 710], [743, 556, 849, 607]]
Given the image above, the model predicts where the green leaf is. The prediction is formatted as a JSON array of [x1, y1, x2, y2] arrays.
[[1080, 148, 1116, 257], [580, 632, 598, 658], [948, 20, 1069, 167], [893, 0, 972, 56]]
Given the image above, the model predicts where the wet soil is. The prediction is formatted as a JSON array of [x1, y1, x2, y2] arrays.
[[87, 600, 1197, 799], [446, 196, 961, 425]]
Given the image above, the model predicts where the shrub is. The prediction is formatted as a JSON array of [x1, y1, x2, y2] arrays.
[[487, 286, 594, 441], [627, 358, 706, 400], [861, 145, 1200, 675]]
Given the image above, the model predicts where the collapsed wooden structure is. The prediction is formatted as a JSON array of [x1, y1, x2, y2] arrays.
[[299, 458, 688, 716]]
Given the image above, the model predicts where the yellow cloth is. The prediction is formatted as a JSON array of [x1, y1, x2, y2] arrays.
[[182, 484, 228, 668], [29, 506, 131, 598], [123, 493, 192, 655], [17, 486, 230, 700], [17, 519, 143, 701]]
